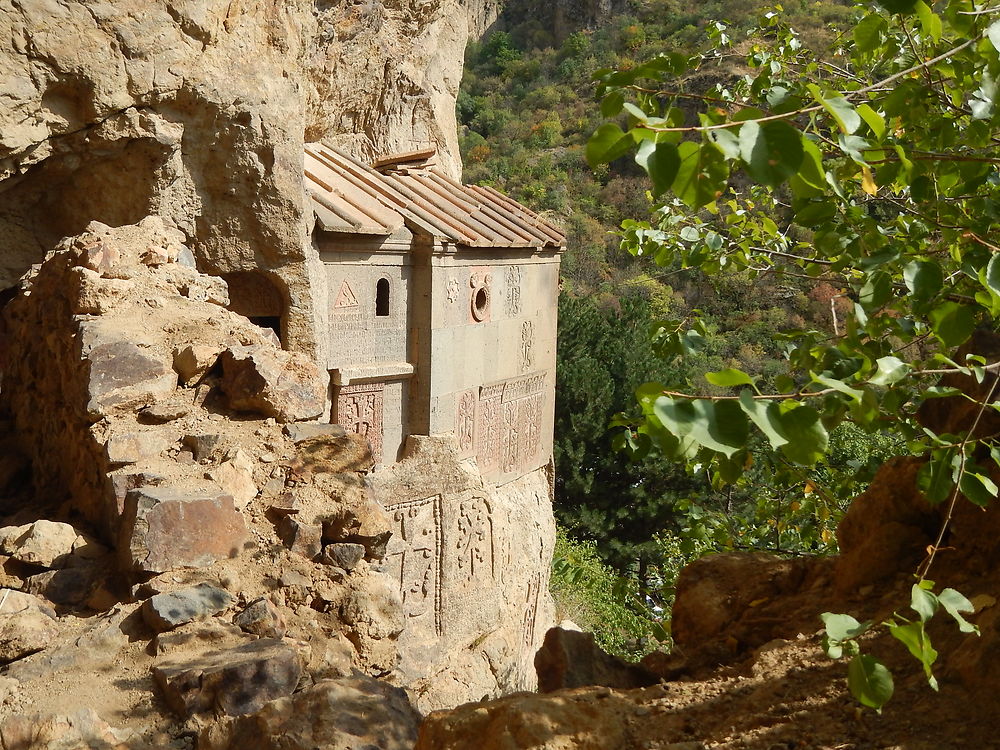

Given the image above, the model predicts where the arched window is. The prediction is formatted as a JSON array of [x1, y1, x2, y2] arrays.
[[375, 278, 390, 317]]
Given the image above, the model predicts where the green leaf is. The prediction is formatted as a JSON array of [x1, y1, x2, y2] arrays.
[[821, 612, 871, 641], [981, 254, 1000, 301], [708, 128, 741, 160], [915, 1, 942, 42], [847, 654, 894, 711], [705, 368, 756, 387], [871, 356, 911, 386], [929, 302, 976, 347], [811, 372, 864, 402], [586, 123, 633, 166], [911, 583, 939, 622], [857, 104, 886, 141], [797, 136, 826, 189], [938, 588, 980, 634], [635, 140, 680, 196], [903, 260, 943, 301], [653, 397, 749, 458], [860, 271, 892, 308], [738, 390, 790, 450], [853, 13, 886, 53], [960, 470, 998, 507], [600, 90, 625, 118], [889, 620, 938, 688], [917, 450, 955, 505], [672, 141, 729, 209], [779, 405, 829, 465], [738, 120, 804, 187], [808, 84, 861, 134]]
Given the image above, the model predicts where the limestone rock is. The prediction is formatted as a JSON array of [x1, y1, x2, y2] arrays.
[[320, 543, 365, 572], [120, 487, 250, 573], [218, 346, 325, 423], [233, 598, 285, 639], [85, 340, 176, 419], [277, 517, 323, 561], [104, 432, 171, 466], [153, 639, 302, 717], [0, 606, 58, 664], [24, 567, 98, 607], [173, 343, 223, 385], [199, 676, 421, 750], [0, 521, 82, 569], [413, 687, 634, 750], [323, 499, 392, 561], [534, 627, 660, 692], [207, 450, 258, 510], [142, 583, 234, 633], [0, 709, 132, 750]]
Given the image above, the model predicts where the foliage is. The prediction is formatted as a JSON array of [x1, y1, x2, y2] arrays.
[[550, 529, 661, 658], [588, 0, 999, 708], [821, 581, 978, 711], [554, 292, 702, 575]]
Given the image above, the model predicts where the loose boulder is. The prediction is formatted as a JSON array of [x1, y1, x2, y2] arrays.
[[153, 639, 302, 717], [142, 583, 234, 633], [120, 487, 250, 573], [218, 346, 325, 423]]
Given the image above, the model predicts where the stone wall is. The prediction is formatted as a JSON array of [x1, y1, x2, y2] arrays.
[[368, 435, 556, 712]]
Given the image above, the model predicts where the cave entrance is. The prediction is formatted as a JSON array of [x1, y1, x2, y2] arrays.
[[221, 271, 287, 346]]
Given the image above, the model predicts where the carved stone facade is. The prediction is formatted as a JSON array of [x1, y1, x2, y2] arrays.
[[477, 373, 545, 482], [334, 382, 385, 463], [384, 495, 443, 635], [367, 436, 556, 713]]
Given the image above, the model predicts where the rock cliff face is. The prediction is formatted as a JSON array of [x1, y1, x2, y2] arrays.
[[0, 0, 498, 356]]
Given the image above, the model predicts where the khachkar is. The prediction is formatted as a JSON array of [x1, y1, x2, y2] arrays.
[[367, 435, 555, 713]]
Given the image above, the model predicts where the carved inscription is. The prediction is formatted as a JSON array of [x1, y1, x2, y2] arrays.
[[384, 495, 442, 635], [334, 382, 384, 463], [456, 390, 477, 455], [522, 571, 542, 649], [334, 280, 359, 308], [520, 320, 534, 372], [477, 373, 546, 477], [504, 265, 521, 316], [455, 495, 494, 580]]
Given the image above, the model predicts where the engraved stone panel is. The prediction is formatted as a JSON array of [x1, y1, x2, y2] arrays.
[[384, 495, 442, 635], [476, 373, 546, 479], [447, 277, 460, 304], [522, 571, 542, 649], [456, 390, 477, 456], [455, 495, 494, 582], [334, 382, 384, 463], [334, 280, 359, 308], [504, 265, 521, 316], [520, 320, 534, 372]]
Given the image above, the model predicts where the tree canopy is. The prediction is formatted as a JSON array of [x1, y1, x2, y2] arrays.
[[589, 0, 1000, 553]]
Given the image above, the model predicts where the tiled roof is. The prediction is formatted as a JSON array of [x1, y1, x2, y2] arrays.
[[304, 144, 565, 249]]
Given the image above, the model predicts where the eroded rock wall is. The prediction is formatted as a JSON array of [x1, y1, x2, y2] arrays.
[[0, 0, 498, 357]]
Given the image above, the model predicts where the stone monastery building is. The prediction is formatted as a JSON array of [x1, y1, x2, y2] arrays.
[[302, 144, 565, 482]]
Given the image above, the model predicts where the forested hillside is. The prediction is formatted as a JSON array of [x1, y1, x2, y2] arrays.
[[458, 0, 879, 651]]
